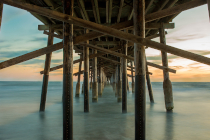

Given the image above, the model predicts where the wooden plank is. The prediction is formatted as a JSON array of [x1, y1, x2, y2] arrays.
[[108, 0, 113, 23], [117, 0, 124, 23], [63, 0, 73, 139], [38, 24, 83, 30], [127, 8, 134, 20], [78, 0, 89, 21], [145, 0, 155, 14], [94, 0, 100, 23], [146, 23, 174, 29]]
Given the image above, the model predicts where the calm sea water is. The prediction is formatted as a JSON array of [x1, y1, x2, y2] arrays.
[[0, 81, 210, 140]]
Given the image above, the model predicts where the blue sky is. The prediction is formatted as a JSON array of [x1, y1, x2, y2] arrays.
[[0, 4, 210, 81]]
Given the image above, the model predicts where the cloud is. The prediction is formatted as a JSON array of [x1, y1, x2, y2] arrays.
[[22, 59, 44, 65], [0, 50, 29, 59], [167, 33, 207, 44], [2, 5, 27, 23], [30, 37, 48, 42], [51, 59, 63, 64]]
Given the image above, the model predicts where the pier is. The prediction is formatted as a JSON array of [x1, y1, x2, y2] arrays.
[[0, 0, 210, 139]]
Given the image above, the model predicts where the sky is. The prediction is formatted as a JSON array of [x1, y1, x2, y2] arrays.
[[0, 4, 210, 82]]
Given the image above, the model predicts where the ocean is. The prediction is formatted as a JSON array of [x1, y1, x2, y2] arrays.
[[0, 81, 210, 140]]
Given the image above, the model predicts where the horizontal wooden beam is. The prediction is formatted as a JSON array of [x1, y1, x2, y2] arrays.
[[146, 23, 174, 29], [39, 23, 174, 31], [73, 70, 84, 76], [128, 23, 175, 29], [98, 56, 120, 64], [81, 43, 176, 73], [38, 24, 83, 30], [0, 42, 63, 70]]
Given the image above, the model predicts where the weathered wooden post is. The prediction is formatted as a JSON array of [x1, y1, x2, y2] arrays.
[[146, 65, 154, 103], [0, 3, 3, 30], [117, 53, 122, 102], [133, 0, 146, 139], [101, 70, 104, 91], [98, 66, 102, 96], [115, 68, 118, 97], [63, 0, 74, 139], [92, 49, 98, 102], [75, 54, 82, 97], [39, 25, 54, 112], [131, 61, 135, 93], [159, 23, 174, 111], [90, 66, 92, 90], [84, 29, 89, 112], [122, 40, 127, 113], [127, 75, 129, 92], [112, 71, 116, 92]]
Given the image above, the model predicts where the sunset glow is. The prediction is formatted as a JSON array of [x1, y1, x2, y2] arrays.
[[0, 4, 210, 82]]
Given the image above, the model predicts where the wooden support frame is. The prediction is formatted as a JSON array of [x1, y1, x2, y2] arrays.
[[40, 46, 121, 74], [81, 43, 176, 73], [0, 0, 209, 69]]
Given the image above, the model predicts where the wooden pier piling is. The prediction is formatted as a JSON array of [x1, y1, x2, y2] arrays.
[[39, 26, 54, 112], [90, 68, 92, 90], [112, 72, 116, 92], [159, 23, 174, 111], [75, 55, 82, 97], [92, 49, 98, 102], [122, 41, 127, 113], [98, 66, 103, 96], [115, 68, 118, 97], [117, 54, 122, 102], [131, 61, 135, 93], [63, 0, 74, 139], [146, 65, 154, 103], [83, 29, 89, 112], [134, 0, 146, 139]]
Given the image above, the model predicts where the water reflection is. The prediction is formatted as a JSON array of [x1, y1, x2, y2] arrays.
[[164, 111, 174, 140]]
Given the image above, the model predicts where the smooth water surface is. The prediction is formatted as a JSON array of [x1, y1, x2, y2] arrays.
[[0, 81, 210, 140]]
